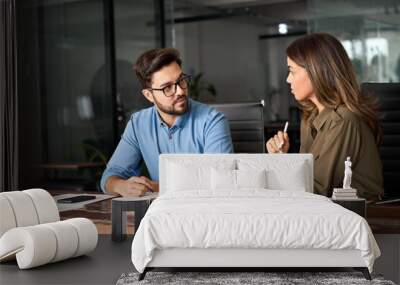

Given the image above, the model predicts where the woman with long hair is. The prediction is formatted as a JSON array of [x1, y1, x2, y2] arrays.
[[266, 33, 383, 201]]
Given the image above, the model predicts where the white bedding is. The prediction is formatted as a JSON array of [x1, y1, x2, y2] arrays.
[[131, 190, 380, 273]]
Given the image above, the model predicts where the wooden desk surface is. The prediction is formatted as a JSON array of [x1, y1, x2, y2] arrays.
[[54, 190, 400, 235], [39, 162, 105, 170], [52, 190, 134, 235], [367, 202, 400, 234]]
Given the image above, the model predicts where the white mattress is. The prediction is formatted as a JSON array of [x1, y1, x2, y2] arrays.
[[131, 190, 380, 273]]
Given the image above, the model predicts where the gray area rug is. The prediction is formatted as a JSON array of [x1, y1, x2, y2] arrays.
[[116, 271, 396, 285]]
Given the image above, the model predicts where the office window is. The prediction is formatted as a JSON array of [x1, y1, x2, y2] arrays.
[[309, 0, 400, 83]]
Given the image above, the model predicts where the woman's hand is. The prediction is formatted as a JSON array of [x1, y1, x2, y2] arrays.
[[266, 131, 290, 153]]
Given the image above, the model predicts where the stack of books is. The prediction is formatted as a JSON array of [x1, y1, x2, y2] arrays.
[[332, 188, 358, 200]]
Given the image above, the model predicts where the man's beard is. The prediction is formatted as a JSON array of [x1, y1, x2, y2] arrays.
[[152, 95, 188, 116]]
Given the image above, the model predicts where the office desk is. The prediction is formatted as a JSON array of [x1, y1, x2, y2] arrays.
[[367, 201, 400, 234], [49, 190, 136, 235]]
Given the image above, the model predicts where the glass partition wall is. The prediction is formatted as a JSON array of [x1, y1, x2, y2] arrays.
[[17, 0, 399, 191], [308, 0, 400, 83], [164, 0, 308, 153], [40, 1, 113, 183], [17, 0, 161, 191]]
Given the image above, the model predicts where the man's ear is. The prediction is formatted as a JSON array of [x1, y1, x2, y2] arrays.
[[142, 89, 154, 103]]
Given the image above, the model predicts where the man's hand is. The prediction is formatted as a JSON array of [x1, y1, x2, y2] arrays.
[[106, 176, 159, 197], [266, 131, 290, 153], [138, 176, 159, 193]]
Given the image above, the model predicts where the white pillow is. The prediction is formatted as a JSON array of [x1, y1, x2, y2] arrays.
[[167, 160, 235, 192], [211, 168, 236, 190], [266, 161, 307, 191], [211, 169, 267, 190], [238, 158, 308, 191], [237, 169, 267, 189]]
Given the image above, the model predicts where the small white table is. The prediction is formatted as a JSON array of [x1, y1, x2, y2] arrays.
[[111, 193, 158, 241]]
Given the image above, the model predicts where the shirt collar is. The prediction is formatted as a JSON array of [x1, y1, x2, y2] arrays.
[[310, 105, 343, 131], [310, 107, 332, 132]]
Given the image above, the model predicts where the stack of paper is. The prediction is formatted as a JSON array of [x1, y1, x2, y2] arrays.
[[332, 188, 358, 200]]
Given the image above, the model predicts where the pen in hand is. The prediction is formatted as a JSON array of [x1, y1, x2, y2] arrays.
[[278, 121, 289, 153]]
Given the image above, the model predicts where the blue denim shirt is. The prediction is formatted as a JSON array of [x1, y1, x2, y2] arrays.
[[100, 99, 233, 192]]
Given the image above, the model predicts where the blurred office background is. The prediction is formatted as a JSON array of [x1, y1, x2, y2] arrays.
[[4, 0, 400, 192]]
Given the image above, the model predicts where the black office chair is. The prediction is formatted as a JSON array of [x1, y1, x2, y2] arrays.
[[210, 101, 265, 153], [361, 83, 400, 200]]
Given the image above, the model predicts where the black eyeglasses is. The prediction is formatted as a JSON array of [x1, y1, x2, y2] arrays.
[[148, 74, 191, 97]]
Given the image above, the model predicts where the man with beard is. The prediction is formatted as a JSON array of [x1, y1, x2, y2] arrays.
[[100, 48, 233, 197]]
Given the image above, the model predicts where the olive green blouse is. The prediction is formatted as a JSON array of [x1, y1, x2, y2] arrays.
[[300, 105, 383, 200]]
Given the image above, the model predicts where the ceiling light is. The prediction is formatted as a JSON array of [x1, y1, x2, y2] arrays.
[[278, 23, 288, 34]]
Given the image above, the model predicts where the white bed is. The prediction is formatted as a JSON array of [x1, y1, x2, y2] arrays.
[[131, 154, 380, 280]]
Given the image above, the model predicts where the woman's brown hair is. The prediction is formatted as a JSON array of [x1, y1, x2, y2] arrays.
[[286, 33, 382, 144]]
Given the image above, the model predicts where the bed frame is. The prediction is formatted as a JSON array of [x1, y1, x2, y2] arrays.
[[137, 154, 372, 281], [139, 248, 371, 280]]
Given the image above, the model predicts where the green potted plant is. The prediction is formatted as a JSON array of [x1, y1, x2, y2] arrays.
[[189, 72, 217, 102]]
